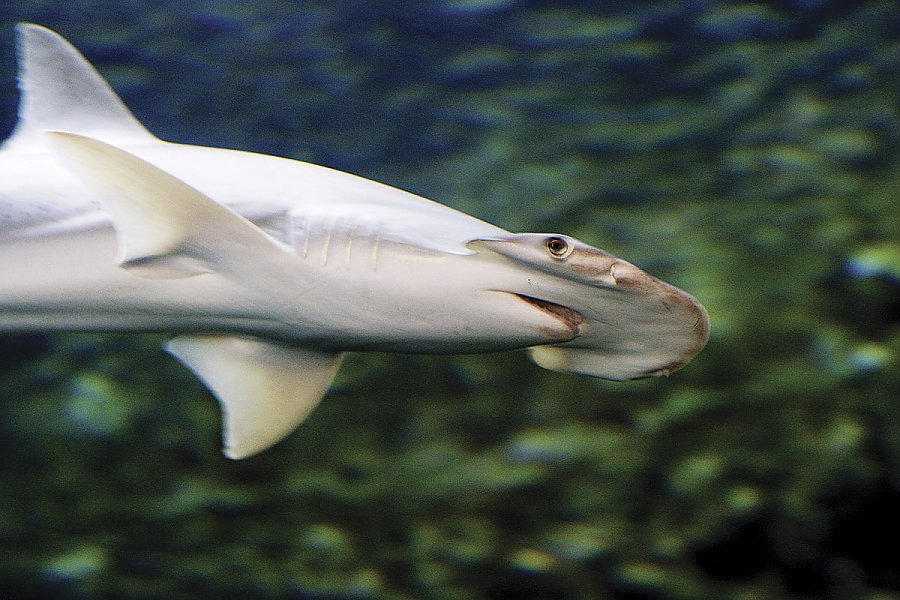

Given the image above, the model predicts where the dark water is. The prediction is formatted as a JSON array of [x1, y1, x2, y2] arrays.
[[0, 1, 898, 598]]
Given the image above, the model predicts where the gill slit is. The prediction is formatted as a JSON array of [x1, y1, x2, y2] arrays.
[[345, 225, 357, 270], [321, 217, 335, 266], [300, 214, 311, 258], [371, 227, 382, 272]]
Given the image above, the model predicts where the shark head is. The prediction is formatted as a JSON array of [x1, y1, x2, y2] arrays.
[[468, 233, 710, 380]]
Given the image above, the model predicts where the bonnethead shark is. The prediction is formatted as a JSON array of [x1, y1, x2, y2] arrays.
[[0, 24, 709, 459]]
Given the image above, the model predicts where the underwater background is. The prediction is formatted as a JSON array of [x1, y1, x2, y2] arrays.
[[0, 1, 897, 598]]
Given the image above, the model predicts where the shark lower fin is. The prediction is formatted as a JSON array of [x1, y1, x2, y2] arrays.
[[45, 131, 291, 279], [166, 335, 344, 459]]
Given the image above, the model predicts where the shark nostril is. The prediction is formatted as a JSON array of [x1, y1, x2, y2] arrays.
[[609, 262, 641, 287]]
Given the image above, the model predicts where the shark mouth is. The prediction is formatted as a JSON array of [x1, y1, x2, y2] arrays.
[[514, 294, 584, 337]]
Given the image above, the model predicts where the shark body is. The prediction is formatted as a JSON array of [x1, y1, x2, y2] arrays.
[[0, 25, 709, 458]]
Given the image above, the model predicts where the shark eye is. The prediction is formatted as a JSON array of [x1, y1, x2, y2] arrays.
[[545, 236, 572, 259]]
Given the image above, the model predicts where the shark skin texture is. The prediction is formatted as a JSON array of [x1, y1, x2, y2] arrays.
[[0, 24, 710, 459]]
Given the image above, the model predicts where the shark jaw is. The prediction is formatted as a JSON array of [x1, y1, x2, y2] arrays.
[[512, 294, 584, 339], [0, 24, 710, 459]]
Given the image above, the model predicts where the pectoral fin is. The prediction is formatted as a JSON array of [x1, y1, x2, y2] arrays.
[[45, 131, 290, 278], [166, 335, 344, 459]]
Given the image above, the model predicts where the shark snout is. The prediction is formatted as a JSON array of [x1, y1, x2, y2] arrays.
[[533, 261, 710, 380], [467, 232, 709, 379]]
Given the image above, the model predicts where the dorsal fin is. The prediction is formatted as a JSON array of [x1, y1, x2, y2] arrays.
[[4, 23, 155, 149]]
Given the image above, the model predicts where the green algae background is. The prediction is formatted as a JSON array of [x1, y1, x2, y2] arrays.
[[0, 1, 898, 598]]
